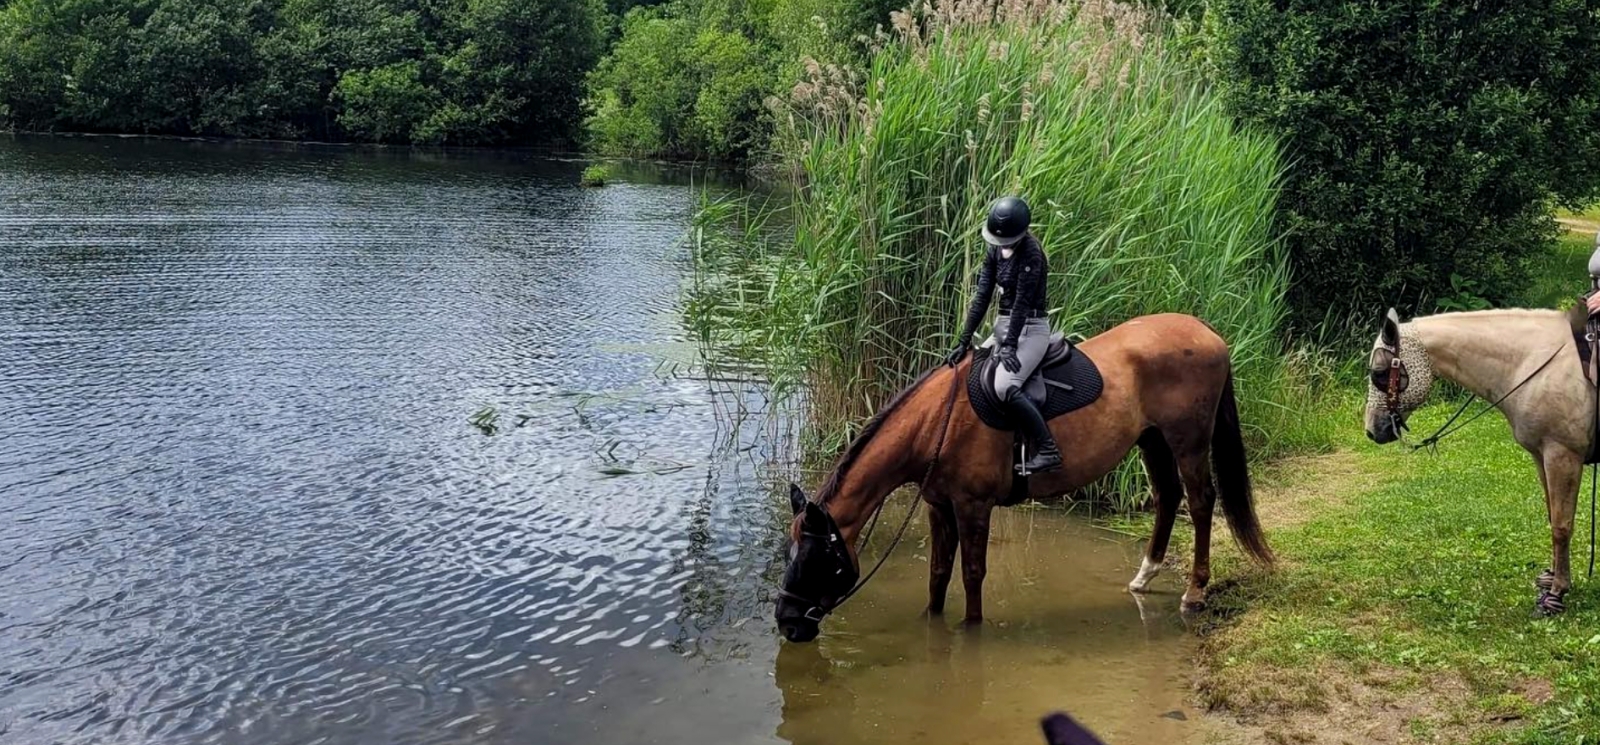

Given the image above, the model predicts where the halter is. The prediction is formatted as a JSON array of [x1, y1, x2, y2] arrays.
[[778, 367, 963, 623], [1371, 341, 1411, 438]]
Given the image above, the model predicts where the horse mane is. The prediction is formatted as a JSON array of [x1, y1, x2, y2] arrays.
[[815, 365, 943, 505]]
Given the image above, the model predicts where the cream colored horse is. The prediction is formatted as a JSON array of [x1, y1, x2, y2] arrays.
[[1364, 308, 1591, 614]]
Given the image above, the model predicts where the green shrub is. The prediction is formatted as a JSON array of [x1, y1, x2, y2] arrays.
[[581, 163, 610, 186], [1206, 0, 1600, 329], [694, 0, 1319, 501], [586, 8, 776, 159], [336, 61, 437, 143], [0, 0, 603, 145]]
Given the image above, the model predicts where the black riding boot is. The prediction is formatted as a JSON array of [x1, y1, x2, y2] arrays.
[[1004, 390, 1063, 474]]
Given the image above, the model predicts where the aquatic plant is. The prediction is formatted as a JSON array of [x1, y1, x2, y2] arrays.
[[581, 164, 610, 187]]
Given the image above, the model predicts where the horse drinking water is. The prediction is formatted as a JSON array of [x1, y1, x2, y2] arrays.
[[775, 313, 1276, 642]]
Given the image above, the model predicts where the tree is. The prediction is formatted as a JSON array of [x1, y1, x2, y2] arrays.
[[1208, 0, 1600, 327]]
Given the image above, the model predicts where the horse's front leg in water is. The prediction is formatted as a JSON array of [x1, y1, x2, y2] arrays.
[[926, 500, 958, 616], [955, 501, 993, 625]]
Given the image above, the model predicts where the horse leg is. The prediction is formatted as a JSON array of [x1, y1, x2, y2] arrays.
[[1539, 447, 1581, 614], [926, 499, 958, 616], [954, 499, 993, 625], [1130, 430, 1183, 593], [1532, 453, 1556, 592], [1177, 452, 1217, 612]]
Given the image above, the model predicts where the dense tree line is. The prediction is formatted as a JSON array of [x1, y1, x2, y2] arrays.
[[6, 0, 1600, 329], [0, 0, 604, 145]]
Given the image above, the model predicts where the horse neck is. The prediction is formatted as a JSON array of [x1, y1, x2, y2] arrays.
[[822, 368, 955, 546], [1412, 312, 1557, 399]]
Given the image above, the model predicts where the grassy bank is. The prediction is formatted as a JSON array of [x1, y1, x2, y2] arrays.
[[1198, 412, 1600, 743]]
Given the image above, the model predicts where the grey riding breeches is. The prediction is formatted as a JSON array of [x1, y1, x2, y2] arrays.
[[984, 316, 1051, 399]]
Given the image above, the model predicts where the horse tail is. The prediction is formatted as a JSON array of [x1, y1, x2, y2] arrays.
[[1212, 370, 1275, 565]]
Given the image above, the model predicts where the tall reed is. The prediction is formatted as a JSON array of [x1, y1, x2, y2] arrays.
[[699, 0, 1321, 506]]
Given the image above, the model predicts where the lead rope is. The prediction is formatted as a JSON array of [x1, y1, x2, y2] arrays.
[[833, 366, 962, 609]]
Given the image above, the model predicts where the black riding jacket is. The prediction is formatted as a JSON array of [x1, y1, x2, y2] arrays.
[[958, 233, 1050, 347]]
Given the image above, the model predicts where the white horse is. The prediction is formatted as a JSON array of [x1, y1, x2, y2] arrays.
[[1364, 307, 1593, 614]]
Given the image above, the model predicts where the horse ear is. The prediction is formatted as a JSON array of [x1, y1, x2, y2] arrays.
[[788, 483, 807, 516], [1382, 307, 1401, 347], [802, 500, 829, 528]]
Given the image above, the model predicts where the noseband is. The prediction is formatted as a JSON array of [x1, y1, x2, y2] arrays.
[[777, 525, 859, 623]]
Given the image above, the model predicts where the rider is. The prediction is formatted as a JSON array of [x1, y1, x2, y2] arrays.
[[945, 196, 1063, 474]]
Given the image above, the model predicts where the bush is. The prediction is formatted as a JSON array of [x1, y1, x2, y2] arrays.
[[1207, 0, 1600, 329], [694, 0, 1315, 488], [581, 163, 609, 186], [586, 9, 776, 159], [336, 61, 437, 143]]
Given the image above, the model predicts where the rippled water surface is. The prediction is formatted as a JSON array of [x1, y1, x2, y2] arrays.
[[0, 136, 1198, 745]]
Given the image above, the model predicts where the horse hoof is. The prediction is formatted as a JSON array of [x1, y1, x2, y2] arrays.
[[1535, 569, 1555, 592], [1180, 598, 1207, 614], [1536, 590, 1567, 617]]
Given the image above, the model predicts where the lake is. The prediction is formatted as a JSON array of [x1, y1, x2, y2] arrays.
[[0, 136, 1197, 745]]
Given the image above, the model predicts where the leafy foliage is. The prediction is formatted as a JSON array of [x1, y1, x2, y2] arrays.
[[0, 0, 604, 145], [584, 0, 895, 160], [1206, 0, 1600, 328]]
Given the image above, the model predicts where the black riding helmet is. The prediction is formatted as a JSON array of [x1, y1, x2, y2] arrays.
[[983, 196, 1030, 246]]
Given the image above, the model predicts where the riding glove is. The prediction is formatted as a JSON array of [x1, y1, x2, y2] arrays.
[[997, 344, 1022, 373]]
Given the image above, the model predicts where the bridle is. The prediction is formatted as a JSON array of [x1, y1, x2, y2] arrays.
[[776, 520, 858, 623], [777, 366, 962, 624], [1371, 341, 1411, 438]]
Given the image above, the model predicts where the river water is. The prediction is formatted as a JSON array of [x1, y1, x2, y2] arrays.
[[0, 136, 1198, 745]]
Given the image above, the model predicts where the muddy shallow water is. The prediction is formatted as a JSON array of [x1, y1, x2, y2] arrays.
[[0, 135, 1198, 745]]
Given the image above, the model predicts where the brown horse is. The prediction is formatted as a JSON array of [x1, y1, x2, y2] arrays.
[[775, 313, 1275, 642]]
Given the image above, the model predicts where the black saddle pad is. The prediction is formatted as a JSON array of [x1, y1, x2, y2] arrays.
[[966, 343, 1105, 431]]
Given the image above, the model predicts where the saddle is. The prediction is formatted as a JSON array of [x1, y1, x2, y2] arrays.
[[965, 333, 1105, 504], [1566, 302, 1600, 464]]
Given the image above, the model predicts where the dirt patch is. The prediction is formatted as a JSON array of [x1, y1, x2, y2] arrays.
[[1193, 661, 1503, 745], [1250, 451, 1368, 531], [1558, 216, 1599, 236]]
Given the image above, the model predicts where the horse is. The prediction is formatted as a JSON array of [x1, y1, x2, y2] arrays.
[[774, 313, 1276, 643], [1365, 308, 1593, 615]]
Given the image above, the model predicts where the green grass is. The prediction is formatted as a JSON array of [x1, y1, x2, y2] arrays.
[[1524, 231, 1593, 310], [1201, 403, 1600, 743], [580, 163, 609, 187]]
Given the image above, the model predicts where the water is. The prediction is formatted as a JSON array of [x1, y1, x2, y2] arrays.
[[0, 136, 1198, 745]]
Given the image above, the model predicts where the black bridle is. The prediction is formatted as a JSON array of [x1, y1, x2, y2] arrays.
[[778, 367, 962, 623]]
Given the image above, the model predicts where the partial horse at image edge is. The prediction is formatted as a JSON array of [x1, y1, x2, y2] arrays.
[[775, 313, 1275, 642], [1365, 307, 1597, 615]]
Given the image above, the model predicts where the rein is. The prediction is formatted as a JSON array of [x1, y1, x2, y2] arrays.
[[1404, 344, 1565, 452], [793, 366, 963, 619]]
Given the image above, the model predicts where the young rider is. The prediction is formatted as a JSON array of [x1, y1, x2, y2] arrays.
[[945, 196, 1063, 473]]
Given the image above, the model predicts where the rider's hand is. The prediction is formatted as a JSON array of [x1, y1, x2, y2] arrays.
[[945, 340, 969, 367], [1585, 294, 1600, 315], [998, 344, 1021, 373]]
